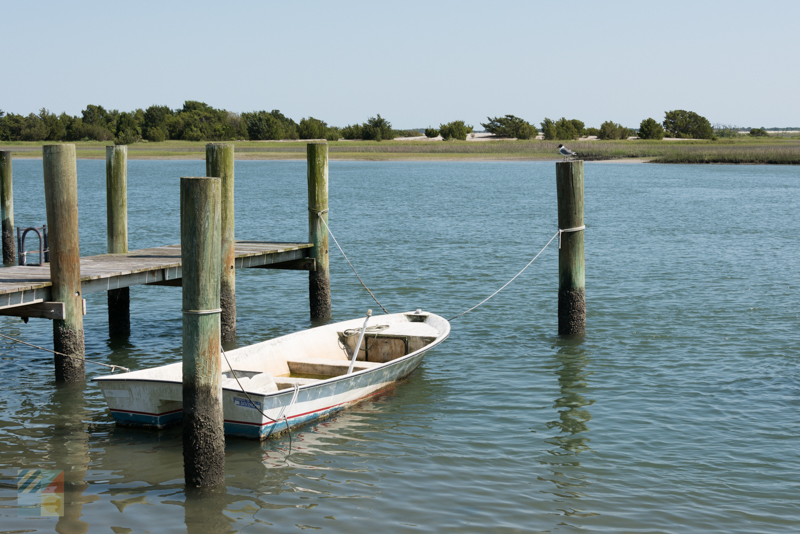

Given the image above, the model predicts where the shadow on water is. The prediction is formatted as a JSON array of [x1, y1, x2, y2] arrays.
[[539, 335, 598, 518]]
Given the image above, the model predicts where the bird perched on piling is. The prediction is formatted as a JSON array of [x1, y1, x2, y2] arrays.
[[558, 144, 577, 160]]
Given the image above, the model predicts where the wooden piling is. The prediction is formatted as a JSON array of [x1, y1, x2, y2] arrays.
[[43, 144, 85, 382], [0, 151, 14, 265], [556, 160, 585, 335], [180, 176, 224, 488], [106, 145, 130, 336], [205, 143, 235, 343], [307, 142, 331, 319]]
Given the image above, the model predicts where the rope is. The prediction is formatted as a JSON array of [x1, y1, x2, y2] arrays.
[[314, 213, 390, 315], [182, 309, 222, 315], [558, 225, 585, 249], [449, 231, 560, 321], [0, 332, 130, 372], [221, 347, 298, 459]]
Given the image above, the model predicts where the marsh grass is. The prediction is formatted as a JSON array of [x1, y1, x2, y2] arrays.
[[3, 138, 799, 163]]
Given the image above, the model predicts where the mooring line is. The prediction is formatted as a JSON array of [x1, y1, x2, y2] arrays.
[[221, 346, 297, 460], [448, 230, 561, 321], [315, 213, 390, 315], [0, 332, 129, 372]]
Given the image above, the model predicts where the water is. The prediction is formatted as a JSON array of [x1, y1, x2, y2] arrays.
[[1, 160, 799, 533]]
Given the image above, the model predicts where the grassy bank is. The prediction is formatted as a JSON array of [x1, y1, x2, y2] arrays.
[[2, 137, 799, 164]]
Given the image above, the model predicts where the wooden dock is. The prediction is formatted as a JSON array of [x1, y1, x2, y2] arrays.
[[0, 241, 313, 312]]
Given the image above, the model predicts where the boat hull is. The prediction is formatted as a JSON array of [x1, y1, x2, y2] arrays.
[[94, 311, 449, 439]]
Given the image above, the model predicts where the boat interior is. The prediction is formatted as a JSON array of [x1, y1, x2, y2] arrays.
[[98, 312, 445, 395]]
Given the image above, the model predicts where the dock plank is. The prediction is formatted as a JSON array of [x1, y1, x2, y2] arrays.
[[0, 241, 313, 308]]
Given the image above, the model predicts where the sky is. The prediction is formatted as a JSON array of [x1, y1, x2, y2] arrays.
[[1, 0, 798, 129]]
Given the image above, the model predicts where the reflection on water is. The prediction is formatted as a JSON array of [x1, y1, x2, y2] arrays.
[[540, 336, 598, 519], [2, 160, 800, 532], [546, 337, 594, 455], [49, 384, 97, 534]]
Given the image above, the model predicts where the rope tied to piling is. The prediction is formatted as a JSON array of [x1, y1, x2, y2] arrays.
[[314, 212, 390, 315], [308, 207, 329, 215], [558, 225, 585, 249], [312, 210, 584, 323], [448, 230, 561, 321], [181, 308, 222, 315], [0, 332, 130, 372]]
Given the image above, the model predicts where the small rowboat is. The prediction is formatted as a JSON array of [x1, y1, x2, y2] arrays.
[[94, 310, 450, 439]]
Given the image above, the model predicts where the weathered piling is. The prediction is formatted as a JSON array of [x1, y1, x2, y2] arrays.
[[43, 145, 85, 382], [205, 143, 235, 342], [0, 151, 14, 265], [307, 142, 330, 319], [106, 145, 130, 336], [180, 176, 224, 488], [556, 160, 585, 335]]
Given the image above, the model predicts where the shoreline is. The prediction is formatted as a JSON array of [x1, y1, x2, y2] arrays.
[[3, 137, 798, 164], [5, 154, 656, 163]]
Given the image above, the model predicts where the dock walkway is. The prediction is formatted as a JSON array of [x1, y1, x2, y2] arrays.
[[0, 241, 313, 310]]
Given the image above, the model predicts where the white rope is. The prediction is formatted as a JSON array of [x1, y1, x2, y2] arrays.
[[182, 308, 222, 315], [449, 231, 560, 321], [221, 347, 299, 458], [0, 332, 130, 372], [558, 225, 585, 249], [315, 213, 390, 315]]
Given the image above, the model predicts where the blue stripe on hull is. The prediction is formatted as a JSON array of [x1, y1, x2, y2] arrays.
[[110, 405, 341, 439], [111, 410, 183, 428], [225, 405, 344, 439]]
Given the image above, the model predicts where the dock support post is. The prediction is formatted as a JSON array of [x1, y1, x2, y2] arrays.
[[106, 145, 129, 336], [556, 160, 585, 335], [43, 144, 85, 382], [206, 143, 235, 343], [180, 176, 224, 488], [307, 142, 330, 319], [0, 151, 14, 265]]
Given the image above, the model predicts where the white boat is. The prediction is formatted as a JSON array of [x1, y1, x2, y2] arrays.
[[93, 310, 450, 439]]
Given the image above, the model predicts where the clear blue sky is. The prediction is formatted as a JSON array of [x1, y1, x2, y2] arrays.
[[2, 0, 798, 129]]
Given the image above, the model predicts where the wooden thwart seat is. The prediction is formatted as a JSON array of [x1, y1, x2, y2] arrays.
[[286, 357, 382, 377], [273, 376, 320, 389]]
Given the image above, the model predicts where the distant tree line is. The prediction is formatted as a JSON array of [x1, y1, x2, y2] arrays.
[[0, 103, 420, 144], [0, 104, 726, 143]]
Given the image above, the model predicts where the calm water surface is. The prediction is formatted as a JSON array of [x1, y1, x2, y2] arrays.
[[1, 160, 798, 533]]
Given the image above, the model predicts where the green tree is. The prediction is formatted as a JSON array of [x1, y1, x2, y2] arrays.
[[481, 115, 537, 139], [749, 127, 769, 137], [361, 114, 393, 141], [598, 121, 630, 140], [115, 111, 142, 144], [638, 118, 665, 140], [143, 105, 173, 141], [540, 118, 557, 140], [21, 113, 47, 141], [298, 117, 328, 139], [325, 127, 340, 141], [663, 110, 714, 139], [424, 127, 439, 138], [340, 124, 363, 139], [243, 111, 284, 140], [439, 120, 473, 141], [554, 117, 583, 140]]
